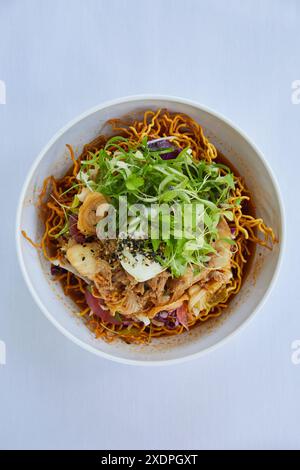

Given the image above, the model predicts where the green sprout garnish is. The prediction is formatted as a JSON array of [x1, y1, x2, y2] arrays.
[[65, 136, 238, 277]]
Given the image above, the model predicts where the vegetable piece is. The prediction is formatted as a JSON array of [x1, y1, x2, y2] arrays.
[[119, 249, 165, 282], [165, 312, 179, 330], [147, 295, 189, 318], [154, 310, 179, 329], [77, 192, 107, 235], [85, 290, 120, 324], [50, 264, 66, 276], [155, 310, 169, 321], [66, 242, 101, 280], [125, 174, 144, 191], [52, 258, 91, 284], [77, 187, 91, 202], [69, 214, 86, 243], [176, 302, 189, 329], [208, 219, 232, 271], [148, 139, 180, 160], [134, 313, 151, 326]]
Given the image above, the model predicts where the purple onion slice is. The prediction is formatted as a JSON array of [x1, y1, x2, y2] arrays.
[[69, 214, 86, 243], [85, 290, 121, 325], [148, 138, 180, 160]]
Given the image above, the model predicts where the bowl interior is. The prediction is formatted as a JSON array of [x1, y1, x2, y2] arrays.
[[17, 97, 282, 364]]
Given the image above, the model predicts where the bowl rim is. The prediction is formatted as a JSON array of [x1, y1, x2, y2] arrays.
[[15, 94, 285, 366]]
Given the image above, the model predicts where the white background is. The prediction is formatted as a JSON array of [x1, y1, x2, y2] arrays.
[[0, 0, 299, 450]]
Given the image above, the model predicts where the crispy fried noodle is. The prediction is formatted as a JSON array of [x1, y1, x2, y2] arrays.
[[23, 110, 276, 344]]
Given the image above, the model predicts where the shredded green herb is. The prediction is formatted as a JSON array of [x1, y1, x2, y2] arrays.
[[66, 136, 239, 277]]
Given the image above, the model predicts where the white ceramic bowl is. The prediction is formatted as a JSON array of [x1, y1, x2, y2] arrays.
[[16, 95, 284, 366]]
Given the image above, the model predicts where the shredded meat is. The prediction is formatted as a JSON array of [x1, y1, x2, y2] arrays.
[[63, 218, 233, 320], [168, 218, 233, 303], [121, 291, 142, 314], [146, 271, 170, 303], [94, 259, 112, 286], [168, 267, 209, 302], [93, 263, 172, 317]]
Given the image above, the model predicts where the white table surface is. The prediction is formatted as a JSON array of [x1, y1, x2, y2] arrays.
[[0, 0, 299, 450]]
